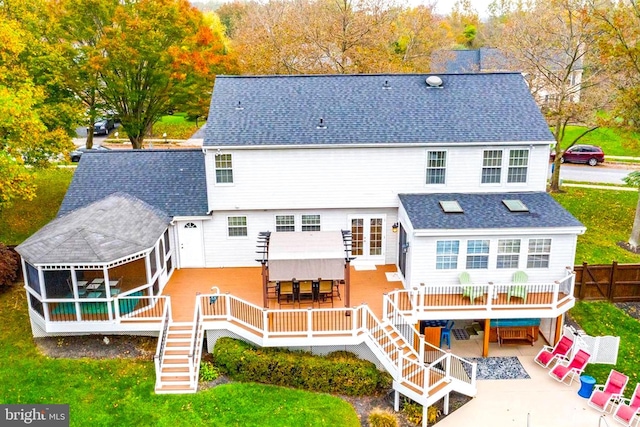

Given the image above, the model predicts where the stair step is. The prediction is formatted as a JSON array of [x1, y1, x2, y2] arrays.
[[161, 375, 191, 382], [162, 366, 190, 373], [163, 353, 190, 359], [167, 334, 192, 340]]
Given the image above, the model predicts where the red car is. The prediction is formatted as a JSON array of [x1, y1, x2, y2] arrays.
[[551, 144, 605, 166]]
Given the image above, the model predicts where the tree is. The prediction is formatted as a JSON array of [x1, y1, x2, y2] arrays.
[[492, 0, 610, 192], [90, 0, 237, 148], [593, 1, 640, 250]]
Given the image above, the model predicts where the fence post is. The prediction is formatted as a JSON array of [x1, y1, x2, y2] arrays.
[[610, 260, 618, 302], [579, 262, 588, 299]]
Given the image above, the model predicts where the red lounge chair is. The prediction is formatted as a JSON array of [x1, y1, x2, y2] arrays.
[[589, 370, 629, 413], [548, 349, 590, 385], [534, 335, 574, 368], [613, 383, 640, 426]]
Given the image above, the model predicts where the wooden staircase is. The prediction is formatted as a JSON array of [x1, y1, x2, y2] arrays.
[[155, 322, 199, 394]]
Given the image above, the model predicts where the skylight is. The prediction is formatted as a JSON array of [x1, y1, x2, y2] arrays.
[[439, 200, 463, 213], [503, 199, 529, 212]]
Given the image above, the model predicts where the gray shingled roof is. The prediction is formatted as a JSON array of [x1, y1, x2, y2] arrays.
[[399, 192, 584, 230], [16, 193, 170, 264], [204, 73, 554, 147], [58, 149, 207, 217]]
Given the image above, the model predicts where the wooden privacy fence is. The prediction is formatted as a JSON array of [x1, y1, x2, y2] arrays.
[[574, 262, 640, 302]]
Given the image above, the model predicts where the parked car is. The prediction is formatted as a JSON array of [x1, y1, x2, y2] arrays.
[[70, 145, 111, 162], [550, 144, 605, 166], [92, 117, 115, 136]]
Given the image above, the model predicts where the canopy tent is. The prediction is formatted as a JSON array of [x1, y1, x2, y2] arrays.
[[257, 230, 353, 307]]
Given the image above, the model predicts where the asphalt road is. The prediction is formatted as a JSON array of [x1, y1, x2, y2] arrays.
[[552, 162, 639, 185]]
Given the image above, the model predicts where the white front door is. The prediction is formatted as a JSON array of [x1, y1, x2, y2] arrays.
[[349, 215, 385, 264], [177, 221, 205, 268]]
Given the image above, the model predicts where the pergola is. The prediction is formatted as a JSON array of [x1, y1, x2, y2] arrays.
[[256, 230, 353, 308]]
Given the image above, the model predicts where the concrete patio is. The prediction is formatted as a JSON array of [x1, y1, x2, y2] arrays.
[[437, 337, 613, 427]]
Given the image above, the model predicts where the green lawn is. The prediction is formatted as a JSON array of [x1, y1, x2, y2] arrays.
[[570, 300, 640, 394], [0, 285, 360, 427], [0, 168, 74, 245], [552, 187, 640, 264], [561, 125, 640, 157]]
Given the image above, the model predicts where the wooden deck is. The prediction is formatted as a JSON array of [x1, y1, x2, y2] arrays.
[[163, 264, 405, 321]]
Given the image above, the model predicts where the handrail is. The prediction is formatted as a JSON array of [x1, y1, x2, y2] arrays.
[[153, 301, 172, 389], [188, 295, 204, 389]]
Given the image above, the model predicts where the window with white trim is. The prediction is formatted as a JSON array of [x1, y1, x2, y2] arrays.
[[497, 239, 520, 269], [275, 215, 295, 232], [527, 238, 551, 268], [436, 240, 459, 270], [227, 216, 247, 237], [508, 149, 529, 183], [466, 240, 489, 269], [426, 151, 446, 184], [301, 214, 321, 231], [215, 153, 233, 184], [481, 150, 502, 183]]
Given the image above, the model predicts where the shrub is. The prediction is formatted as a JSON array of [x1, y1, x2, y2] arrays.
[[212, 337, 392, 396], [401, 401, 441, 426], [0, 244, 18, 286], [368, 408, 398, 427], [199, 360, 220, 382]]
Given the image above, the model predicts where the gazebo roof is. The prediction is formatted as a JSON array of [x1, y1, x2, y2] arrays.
[[16, 193, 171, 265]]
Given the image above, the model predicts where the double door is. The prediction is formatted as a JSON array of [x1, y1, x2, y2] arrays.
[[349, 215, 385, 263]]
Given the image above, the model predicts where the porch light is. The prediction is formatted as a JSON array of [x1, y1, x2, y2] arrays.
[[392, 223, 399, 233]]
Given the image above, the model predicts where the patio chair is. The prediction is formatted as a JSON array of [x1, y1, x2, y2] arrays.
[[440, 320, 454, 349], [613, 383, 640, 427], [507, 271, 528, 303], [459, 272, 483, 304], [298, 280, 314, 304], [549, 348, 590, 385], [589, 370, 629, 413], [278, 281, 295, 306], [534, 335, 574, 368], [318, 280, 334, 307]]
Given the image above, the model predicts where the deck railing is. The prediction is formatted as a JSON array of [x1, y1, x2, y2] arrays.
[[387, 271, 575, 315], [197, 292, 477, 403], [154, 301, 172, 389]]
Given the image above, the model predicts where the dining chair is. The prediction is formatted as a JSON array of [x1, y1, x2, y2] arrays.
[[318, 280, 334, 307], [298, 280, 314, 304], [278, 281, 295, 306]]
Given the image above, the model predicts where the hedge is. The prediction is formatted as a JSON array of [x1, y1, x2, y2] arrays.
[[212, 337, 392, 396]]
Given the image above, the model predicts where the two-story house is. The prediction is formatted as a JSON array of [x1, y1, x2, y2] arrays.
[[16, 73, 584, 414]]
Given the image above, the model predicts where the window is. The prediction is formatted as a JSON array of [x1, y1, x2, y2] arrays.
[[497, 239, 520, 269], [508, 149, 529, 183], [481, 150, 502, 183], [426, 151, 446, 184], [228, 216, 247, 237], [466, 240, 489, 269], [275, 215, 295, 232], [215, 153, 233, 184], [301, 214, 321, 231], [436, 240, 459, 270], [527, 238, 551, 268]]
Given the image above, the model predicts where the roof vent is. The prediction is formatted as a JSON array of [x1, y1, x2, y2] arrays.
[[383, 80, 391, 89], [317, 117, 327, 129], [235, 101, 243, 110], [426, 75, 443, 88]]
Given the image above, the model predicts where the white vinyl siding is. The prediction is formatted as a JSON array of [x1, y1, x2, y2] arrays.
[[527, 238, 551, 268], [481, 150, 502, 184], [426, 150, 446, 184]]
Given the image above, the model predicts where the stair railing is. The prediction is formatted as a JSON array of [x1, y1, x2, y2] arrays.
[[153, 299, 172, 389]]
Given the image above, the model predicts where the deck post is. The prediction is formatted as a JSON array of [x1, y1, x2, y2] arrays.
[[443, 391, 449, 415], [422, 404, 428, 427], [482, 318, 490, 357], [554, 313, 564, 344], [394, 389, 400, 411], [344, 260, 351, 308], [261, 261, 268, 308]]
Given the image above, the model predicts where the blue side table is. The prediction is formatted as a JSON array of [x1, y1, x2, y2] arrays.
[[578, 375, 596, 398]]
